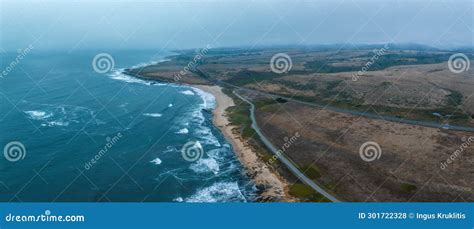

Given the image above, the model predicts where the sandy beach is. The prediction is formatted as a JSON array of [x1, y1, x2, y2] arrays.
[[194, 85, 292, 201]]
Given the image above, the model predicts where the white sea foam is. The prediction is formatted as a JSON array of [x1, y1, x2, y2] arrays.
[[143, 113, 162, 118], [174, 197, 184, 202], [186, 106, 220, 147], [180, 90, 195, 96], [150, 157, 162, 165], [190, 108, 205, 123], [108, 70, 149, 84], [176, 128, 189, 134], [189, 158, 220, 175], [46, 120, 69, 127], [162, 146, 177, 154], [205, 148, 222, 160], [185, 182, 246, 203], [25, 110, 53, 120], [23, 103, 95, 129], [108, 70, 166, 86], [194, 126, 221, 147], [177, 86, 221, 147], [191, 87, 216, 109]]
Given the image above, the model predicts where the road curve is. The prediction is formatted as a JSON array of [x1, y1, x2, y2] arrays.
[[233, 91, 341, 203]]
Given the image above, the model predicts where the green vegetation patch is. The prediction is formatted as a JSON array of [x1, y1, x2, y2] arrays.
[[301, 164, 322, 180], [400, 183, 417, 194], [254, 99, 280, 113], [255, 99, 278, 108], [289, 183, 329, 202], [275, 98, 287, 103], [446, 90, 463, 107], [226, 101, 256, 139], [379, 81, 393, 88]]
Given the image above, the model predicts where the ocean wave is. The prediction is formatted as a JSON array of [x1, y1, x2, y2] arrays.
[[173, 197, 184, 202], [191, 87, 216, 110], [175, 128, 189, 134], [49, 120, 69, 127], [105, 58, 173, 87], [108, 70, 154, 85], [180, 90, 195, 96], [205, 148, 223, 160], [162, 145, 177, 154], [23, 102, 95, 129], [150, 157, 162, 165], [194, 126, 221, 147], [25, 110, 53, 120], [190, 108, 205, 124], [185, 182, 246, 203], [175, 86, 221, 148], [189, 158, 220, 175], [143, 113, 162, 118]]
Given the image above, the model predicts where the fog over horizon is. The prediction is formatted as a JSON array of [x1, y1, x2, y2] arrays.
[[0, 0, 472, 52]]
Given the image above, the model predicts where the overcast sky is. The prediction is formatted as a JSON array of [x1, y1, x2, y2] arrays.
[[0, 0, 472, 51]]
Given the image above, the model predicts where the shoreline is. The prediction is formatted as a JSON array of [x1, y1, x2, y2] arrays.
[[122, 69, 293, 201], [193, 85, 293, 202]]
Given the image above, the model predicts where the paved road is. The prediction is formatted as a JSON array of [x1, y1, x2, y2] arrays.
[[220, 81, 474, 133], [233, 91, 341, 203]]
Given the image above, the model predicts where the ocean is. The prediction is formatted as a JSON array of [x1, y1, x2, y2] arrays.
[[0, 50, 256, 202]]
